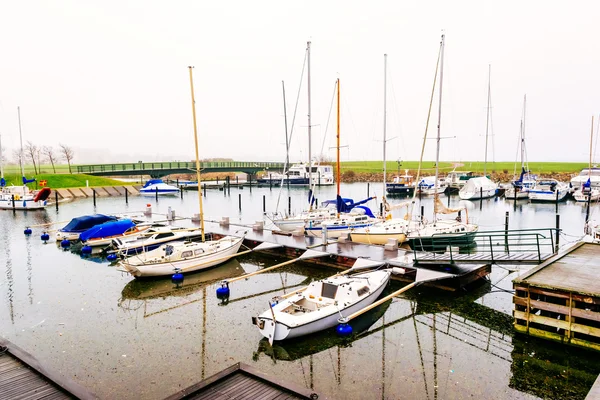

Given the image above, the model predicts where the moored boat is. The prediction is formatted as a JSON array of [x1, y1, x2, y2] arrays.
[[57, 214, 118, 241], [528, 179, 569, 202], [458, 176, 497, 200], [111, 226, 205, 255], [139, 179, 179, 196], [386, 171, 415, 196], [80, 219, 152, 247]]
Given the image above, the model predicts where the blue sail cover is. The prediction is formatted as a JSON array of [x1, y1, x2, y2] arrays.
[[0, 177, 5, 187], [22, 176, 36, 184], [336, 195, 375, 214], [61, 214, 117, 233], [79, 219, 136, 242], [512, 168, 527, 188]]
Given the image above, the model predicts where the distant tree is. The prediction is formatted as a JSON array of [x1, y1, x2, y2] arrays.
[[24, 141, 40, 175], [42, 145, 58, 173], [12, 149, 23, 167], [59, 144, 74, 173]]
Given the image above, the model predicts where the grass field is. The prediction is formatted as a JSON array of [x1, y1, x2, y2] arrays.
[[3, 164, 72, 175], [340, 161, 589, 174], [1, 173, 136, 189]]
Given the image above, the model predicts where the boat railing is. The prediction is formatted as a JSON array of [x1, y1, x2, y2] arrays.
[[412, 228, 560, 264]]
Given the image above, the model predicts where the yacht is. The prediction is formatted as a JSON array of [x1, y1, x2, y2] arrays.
[[258, 163, 334, 186]]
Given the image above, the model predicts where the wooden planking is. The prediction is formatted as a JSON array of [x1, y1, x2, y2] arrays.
[[514, 325, 600, 352], [514, 310, 600, 338], [587, 374, 600, 400], [513, 296, 600, 322]]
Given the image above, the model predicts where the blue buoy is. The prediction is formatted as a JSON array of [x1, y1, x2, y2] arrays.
[[24, 227, 32, 235], [60, 239, 71, 248], [40, 232, 50, 242], [336, 323, 353, 337], [216, 285, 230, 299], [171, 273, 184, 283], [106, 253, 117, 262], [81, 245, 92, 254]]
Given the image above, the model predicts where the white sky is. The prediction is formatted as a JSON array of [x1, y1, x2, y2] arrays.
[[0, 1, 599, 165]]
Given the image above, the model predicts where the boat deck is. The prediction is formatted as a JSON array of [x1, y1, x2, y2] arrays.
[[164, 362, 321, 400]]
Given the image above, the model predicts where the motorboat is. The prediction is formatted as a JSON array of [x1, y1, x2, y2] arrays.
[[570, 168, 600, 191], [119, 234, 245, 278], [139, 179, 180, 196], [528, 179, 569, 202], [416, 176, 447, 196], [573, 184, 600, 203], [56, 214, 118, 241], [80, 219, 153, 247], [444, 170, 476, 192], [458, 176, 497, 200], [257, 163, 334, 186], [252, 269, 391, 342], [386, 171, 415, 196], [111, 226, 205, 256]]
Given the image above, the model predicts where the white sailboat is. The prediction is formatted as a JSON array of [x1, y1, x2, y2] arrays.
[[119, 67, 245, 278], [458, 65, 497, 200], [505, 96, 536, 200], [0, 109, 51, 210], [574, 116, 600, 203], [406, 34, 478, 251]]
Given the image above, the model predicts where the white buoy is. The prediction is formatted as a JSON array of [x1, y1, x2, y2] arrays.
[[167, 206, 173, 221]]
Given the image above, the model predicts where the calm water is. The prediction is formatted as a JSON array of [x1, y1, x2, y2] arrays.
[[1, 183, 599, 400]]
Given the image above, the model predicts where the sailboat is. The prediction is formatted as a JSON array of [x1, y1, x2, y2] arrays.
[[504, 96, 536, 200], [0, 109, 51, 210], [406, 34, 478, 252], [574, 116, 600, 202], [119, 67, 244, 278], [458, 65, 498, 201], [304, 79, 380, 239]]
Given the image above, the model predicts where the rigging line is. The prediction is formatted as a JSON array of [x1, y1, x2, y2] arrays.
[[275, 48, 308, 212], [411, 301, 431, 400], [408, 39, 442, 220]]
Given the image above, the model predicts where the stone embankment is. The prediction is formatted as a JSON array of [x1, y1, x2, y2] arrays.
[[54, 185, 143, 199], [341, 171, 577, 183]]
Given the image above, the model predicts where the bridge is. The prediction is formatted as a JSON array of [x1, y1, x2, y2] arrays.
[[75, 161, 285, 178]]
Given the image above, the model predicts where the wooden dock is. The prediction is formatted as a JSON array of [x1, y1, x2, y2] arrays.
[[513, 241, 600, 351], [0, 338, 96, 400], [165, 362, 322, 400]]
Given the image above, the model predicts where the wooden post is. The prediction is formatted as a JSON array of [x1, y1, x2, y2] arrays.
[[11, 194, 15, 210], [367, 182, 370, 198], [239, 193, 242, 211], [203, 183, 206, 197], [125, 188, 128, 203], [155, 186, 158, 201], [93, 189, 96, 207], [480, 187, 483, 210], [420, 205, 424, 223], [263, 195, 266, 213], [504, 211, 509, 252], [236, 176, 238, 185], [217, 177, 219, 185], [181, 186, 184, 199], [288, 196, 291, 216], [55, 190, 59, 210], [269, 173, 272, 189], [555, 214, 560, 252]]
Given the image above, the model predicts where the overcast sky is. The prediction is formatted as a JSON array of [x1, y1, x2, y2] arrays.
[[0, 1, 599, 165]]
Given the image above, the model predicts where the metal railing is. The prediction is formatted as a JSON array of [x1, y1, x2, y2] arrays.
[[75, 161, 286, 174], [412, 228, 560, 264]]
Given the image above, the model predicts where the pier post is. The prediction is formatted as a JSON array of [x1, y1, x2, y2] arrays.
[[176, 178, 179, 187], [380, 203, 383, 217], [367, 182, 370, 197], [586, 194, 591, 223], [480, 187, 483, 210], [93, 189, 96, 207], [203, 183, 206, 197], [55, 191, 59, 210], [239, 193, 242, 211], [504, 211, 509, 251], [269, 173, 272, 189], [155, 187, 158, 201], [181, 187, 184, 199], [263, 195, 266, 214], [447, 193, 450, 206], [125, 188, 128, 204], [420, 205, 424, 223], [11, 194, 15, 211], [318, 171, 321, 186], [236, 176, 239, 185], [288, 196, 291, 216], [555, 214, 560, 252]]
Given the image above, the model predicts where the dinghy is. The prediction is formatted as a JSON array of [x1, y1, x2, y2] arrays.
[[252, 267, 391, 343]]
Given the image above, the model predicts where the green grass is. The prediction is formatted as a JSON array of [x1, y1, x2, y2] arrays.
[[339, 161, 589, 174], [1, 173, 136, 189], [3, 164, 72, 175], [340, 161, 453, 173]]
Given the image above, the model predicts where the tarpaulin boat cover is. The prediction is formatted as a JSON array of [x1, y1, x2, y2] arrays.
[[79, 219, 136, 242], [61, 214, 117, 233]]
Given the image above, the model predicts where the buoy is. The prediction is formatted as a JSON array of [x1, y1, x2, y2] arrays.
[[40, 232, 50, 242], [24, 227, 32, 235], [144, 204, 152, 216], [336, 323, 353, 337], [106, 253, 117, 262], [216, 283, 230, 299], [60, 239, 71, 248], [171, 273, 184, 283], [81, 245, 92, 254]]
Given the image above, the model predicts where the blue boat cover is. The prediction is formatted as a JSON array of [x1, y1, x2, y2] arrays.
[[62, 214, 117, 233], [336, 195, 375, 215], [79, 219, 136, 241], [143, 179, 164, 188]]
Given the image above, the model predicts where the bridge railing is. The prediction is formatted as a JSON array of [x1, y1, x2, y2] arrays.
[[412, 228, 560, 264], [75, 161, 286, 174]]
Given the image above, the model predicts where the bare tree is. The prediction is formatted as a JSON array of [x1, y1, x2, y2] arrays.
[[25, 141, 40, 175], [12, 149, 23, 167], [59, 144, 74, 173], [42, 146, 58, 173]]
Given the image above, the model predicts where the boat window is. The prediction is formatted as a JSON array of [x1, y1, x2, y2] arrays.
[[181, 251, 193, 258], [165, 245, 174, 256], [194, 249, 205, 255], [321, 283, 338, 299], [357, 286, 370, 296], [155, 233, 174, 239]]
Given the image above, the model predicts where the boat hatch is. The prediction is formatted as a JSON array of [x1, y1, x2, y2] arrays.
[[321, 283, 338, 299], [357, 286, 370, 296]]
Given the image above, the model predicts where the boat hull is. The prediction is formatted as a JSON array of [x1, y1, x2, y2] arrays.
[[528, 190, 569, 202], [305, 223, 375, 239], [350, 231, 407, 245], [407, 232, 477, 252], [0, 198, 47, 210], [459, 188, 497, 200]]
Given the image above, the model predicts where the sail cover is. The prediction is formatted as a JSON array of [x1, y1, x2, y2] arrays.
[[79, 219, 136, 242]]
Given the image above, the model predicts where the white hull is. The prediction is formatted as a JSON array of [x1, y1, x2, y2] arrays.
[[528, 190, 568, 202], [0, 198, 47, 210], [459, 188, 496, 200], [140, 190, 179, 196], [255, 270, 390, 341], [504, 187, 530, 200], [574, 190, 600, 202], [273, 219, 307, 232], [56, 231, 81, 241], [121, 236, 244, 277]]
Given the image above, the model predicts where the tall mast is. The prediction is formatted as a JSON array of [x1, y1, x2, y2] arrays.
[[383, 54, 388, 204], [0, 134, 4, 185], [307, 41, 312, 189], [336, 78, 341, 218], [17, 106, 25, 180], [521, 95, 527, 170], [484, 64, 491, 177], [434, 34, 445, 213], [282, 81, 290, 168], [589, 116, 594, 181], [188, 66, 205, 242]]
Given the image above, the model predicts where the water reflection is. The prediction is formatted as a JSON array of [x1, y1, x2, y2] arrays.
[[2, 218, 14, 324]]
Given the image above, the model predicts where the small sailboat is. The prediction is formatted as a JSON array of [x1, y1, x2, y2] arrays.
[[574, 116, 600, 202], [139, 179, 179, 196], [111, 226, 204, 255], [417, 176, 447, 196], [252, 267, 391, 343], [505, 96, 536, 200], [119, 67, 245, 278]]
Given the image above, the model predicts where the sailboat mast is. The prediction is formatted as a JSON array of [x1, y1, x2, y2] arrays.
[[307, 41, 312, 190], [383, 54, 388, 198], [434, 34, 445, 213], [282, 81, 290, 168], [188, 66, 205, 242], [17, 106, 25, 180], [336, 78, 341, 218], [484, 64, 491, 177], [521, 95, 526, 170], [590, 116, 594, 180], [0, 134, 4, 181]]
